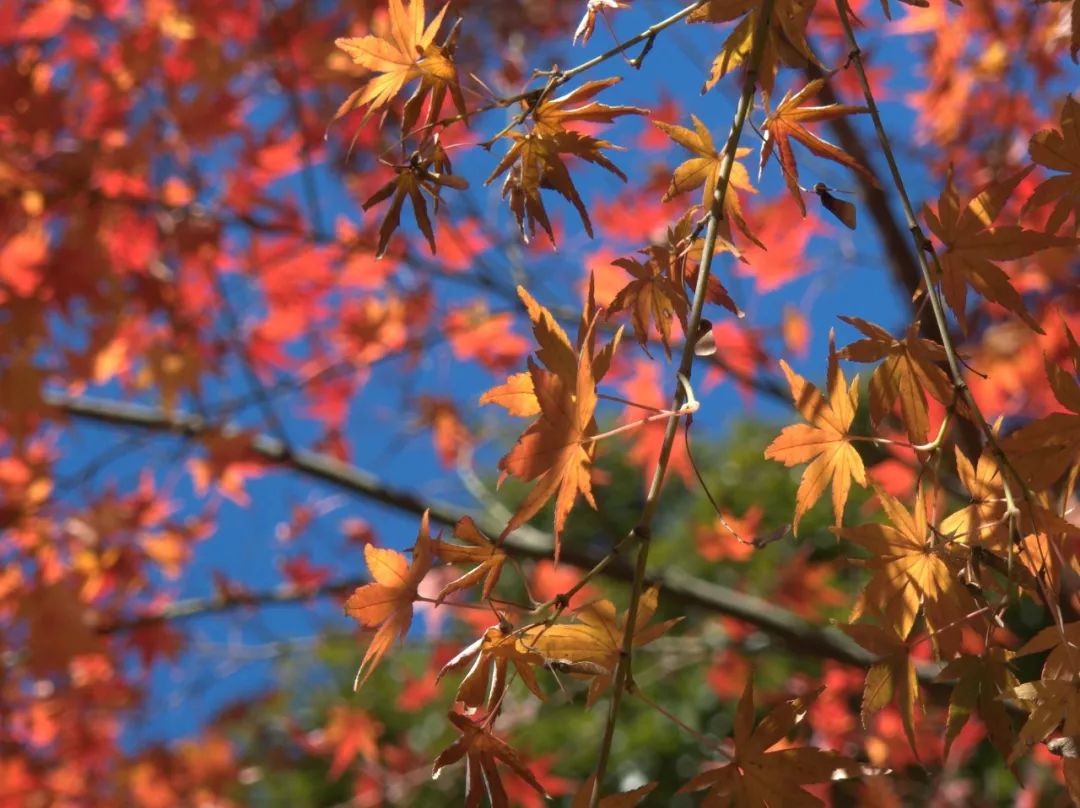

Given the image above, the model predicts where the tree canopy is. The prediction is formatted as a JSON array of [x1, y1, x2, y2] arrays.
[[2, 0, 1080, 805]]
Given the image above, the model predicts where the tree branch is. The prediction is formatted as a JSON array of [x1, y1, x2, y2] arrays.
[[50, 392, 874, 669]]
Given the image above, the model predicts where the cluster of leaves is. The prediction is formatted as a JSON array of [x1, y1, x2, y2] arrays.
[[4, 0, 1080, 804], [331, 0, 1080, 802]]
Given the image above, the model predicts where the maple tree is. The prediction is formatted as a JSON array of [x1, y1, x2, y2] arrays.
[[4, 0, 1080, 805]]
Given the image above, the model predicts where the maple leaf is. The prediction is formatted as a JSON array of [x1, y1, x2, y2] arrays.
[[431, 516, 508, 602], [362, 139, 468, 258], [923, 166, 1076, 332], [334, 0, 466, 132], [438, 623, 546, 712], [344, 511, 434, 689], [691, 0, 821, 100], [838, 317, 954, 443], [938, 447, 1009, 551], [838, 622, 922, 755], [1005, 677, 1080, 799], [607, 252, 689, 358], [431, 712, 548, 807], [1025, 95, 1080, 232], [495, 357, 596, 554], [485, 79, 645, 244], [837, 487, 985, 659], [481, 285, 622, 559], [1001, 326, 1080, 489], [415, 395, 472, 468], [760, 79, 874, 215], [938, 649, 1018, 762], [679, 680, 861, 806], [521, 586, 681, 705], [653, 116, 762, 248], [530, 78, 646, 137], [660, 208, 744, 312], [323, 705, 382, 780], [764, 352, 866, 534], [478, 371, 540, 418], [1017, 622, 1080, 681]]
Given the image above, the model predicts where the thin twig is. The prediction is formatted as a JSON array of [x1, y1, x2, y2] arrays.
[[588, 0, 777, 801], [414, 0, 709, 137], [831, 0, 1066, 636], [50, 391, 878, 669]]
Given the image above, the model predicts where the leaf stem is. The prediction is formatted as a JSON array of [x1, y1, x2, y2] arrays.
[[582, 402, 698, 445]]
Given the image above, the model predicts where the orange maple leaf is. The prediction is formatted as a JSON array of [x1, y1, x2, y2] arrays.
[[679, 679, 860, 805], [838, 317, 954, 443], [764, 353, 866, 534], [438, 623, 546, 712], [938, 649, 1018, 762], [432, 712, 548, 807], [334, 0, 466, 132], [838, 622, 922, 755], [1025, 95, 1080, 232], [344, 511, 433, 689], [521, 586, 680, 706], [485, 79, 645, 244], [690, 0, 821, 100], [760, 79, 874, 215], [481, 285, 622, 559], [1005, 678, 1080, 801], [923, 166, 1076, 332], [838, 487, 985, 659], [431, 516, 508, 602], [607, 252, 688, 359], [1017, 622, 1080, 681]]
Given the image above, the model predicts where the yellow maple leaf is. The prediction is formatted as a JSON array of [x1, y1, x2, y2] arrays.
[[522, 586, 680, 706], [938, 649, 1018, 762], [1005, 677, 1080, 802], [838, 487, 985, 659], [838, 317, 954, 443], [764, 355, 865, 534], [838, 622, 921, 756], [344, 511, 433, 688], [653, 115, 761, 249]]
